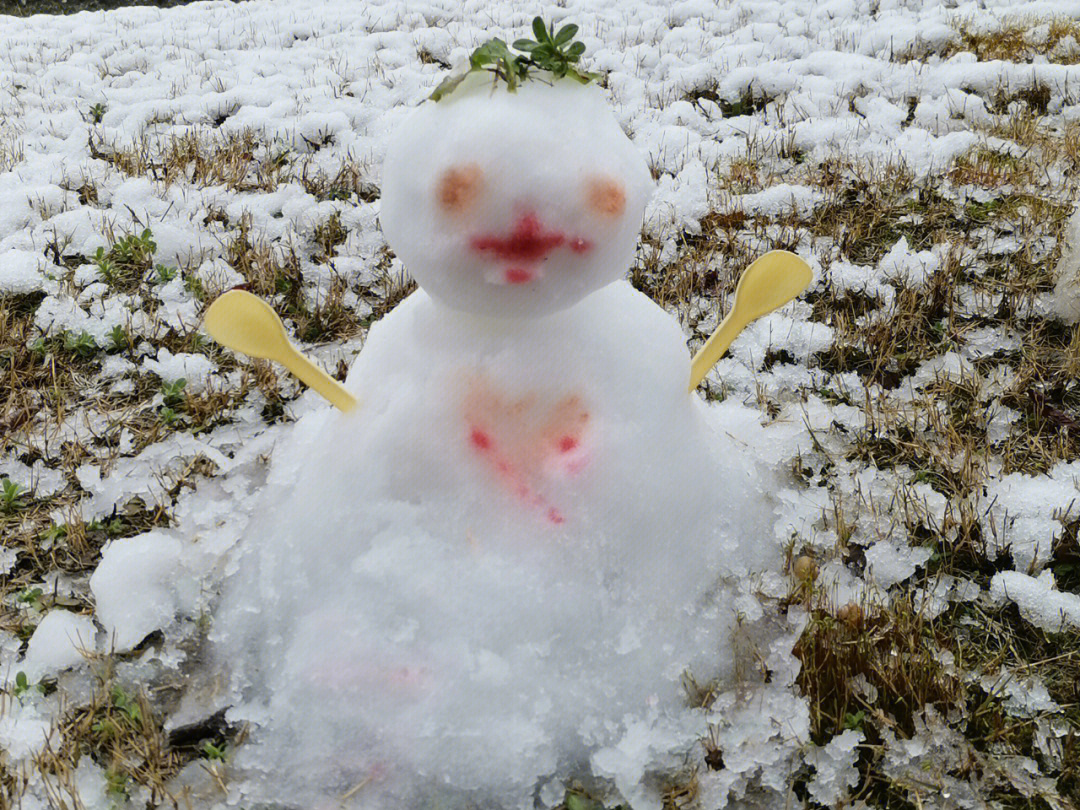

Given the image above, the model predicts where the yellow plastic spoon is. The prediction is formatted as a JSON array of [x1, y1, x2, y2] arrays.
[[203, 289, 359, 413], [688, 250, 813, 392]]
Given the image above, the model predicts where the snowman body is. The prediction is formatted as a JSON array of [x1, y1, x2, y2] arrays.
[[213, 75, 777, 808]]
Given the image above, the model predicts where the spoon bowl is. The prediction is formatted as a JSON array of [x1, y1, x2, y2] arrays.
[[688, 250, 813, 391]]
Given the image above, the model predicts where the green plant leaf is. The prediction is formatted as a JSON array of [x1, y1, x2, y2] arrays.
[[554, 23, 579, 45], [532, 16, 548, 43]]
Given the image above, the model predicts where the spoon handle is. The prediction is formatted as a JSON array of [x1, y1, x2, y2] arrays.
[[280, 344, 359, 413], [687, 311, 746, 392]]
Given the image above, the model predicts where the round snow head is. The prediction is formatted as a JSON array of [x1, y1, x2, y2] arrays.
[[380, 75, 653, 318]]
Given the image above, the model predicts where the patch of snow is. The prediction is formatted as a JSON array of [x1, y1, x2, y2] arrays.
[[19, 610, 99, 681], [89, 530, 202, 652], [142, 347, 216, 392], [990, 570, 1080, 634]]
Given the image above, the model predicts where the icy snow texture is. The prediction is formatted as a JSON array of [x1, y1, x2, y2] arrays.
[[211, 75, 780, 808], [982, 460, 1080, 572], [806, 729, 864, 805], [90, 530, 202, 651], [990, 570, 1080, 633], [142, 347, 217, 392], [1052, 205, 1080, 322], [19, 610, 98, 681], [0, 249, 52, 295]]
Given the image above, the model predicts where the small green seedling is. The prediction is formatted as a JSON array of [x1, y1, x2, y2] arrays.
[[154, 263, 178, 284], [161, 378, 187, 408], [1, 479, 26, 512], [430, 16, 598, 101], [201, 740, 227, 761], [843, 710, 866, 731], [12, 671, 45, 698], [16, 586, 42, 605], [94, 228, 158, 289], [513, 18, 591, 80], [89, 102, 107, 124], [63, 330, 98, 359], [104, 766, 129, 798], [41, 523, 68, 543], [108, 324, 130, 352]]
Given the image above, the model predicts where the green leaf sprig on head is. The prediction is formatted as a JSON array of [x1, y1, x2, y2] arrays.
[[430, 17, 600, 102]]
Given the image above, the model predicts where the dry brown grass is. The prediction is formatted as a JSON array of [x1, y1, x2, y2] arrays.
[[944, 17, 1080, 65], [896, 16, 1080, 65], [89, 128, 379, 202]]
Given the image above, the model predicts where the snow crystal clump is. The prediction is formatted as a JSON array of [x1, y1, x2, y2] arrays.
[[0, 700, 55, 761], [805, 729, 864, 805], [0, 249, 49, 295], [990, 570, 1080, 633], [982, 462, 1080, 572], [90, 530, 202, 651], [142, 347, 217, 392], [18, 610, 98, 681], [1052, 205, 1080, 323]]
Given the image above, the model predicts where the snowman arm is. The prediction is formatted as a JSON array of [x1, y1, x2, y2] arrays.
[[280, 343, 359, 413]]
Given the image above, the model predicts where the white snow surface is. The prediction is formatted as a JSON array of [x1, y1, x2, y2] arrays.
[[0, 0, 1079, 808], [990, 571, 1080, 634], [17, 610, 98, 682], [90, 530, 203, 652]]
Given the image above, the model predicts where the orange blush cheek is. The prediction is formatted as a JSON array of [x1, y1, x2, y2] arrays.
[[587, 177, 626, 218], [436, 165, 484, 214]]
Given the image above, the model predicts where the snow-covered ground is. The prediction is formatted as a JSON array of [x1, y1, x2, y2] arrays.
[[2, 0, 1080, 808]]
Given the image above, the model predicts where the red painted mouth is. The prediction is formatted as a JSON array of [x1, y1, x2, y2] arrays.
[[504, 268, 534, 285], [470, 213, 592, 265]]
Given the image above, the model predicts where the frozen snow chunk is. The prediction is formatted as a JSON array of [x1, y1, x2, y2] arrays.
[[0, 249, 50, 295], [908, 351, 975, 390], [0, 699, 55, 761], [151, 222, 213, 267], [70, 759, 111, 810], [990, 570, 1080, 634], [90, 530, 200, 652], [982, 464, 1079, 572], [731, 184, 823, 218], [142, 347, 216, 392], [20, 610, 98, 680], [826, 260, 894, 305], [75, 431, 229, 520], [806, 729, 863, 806], [1052, 205, 1080, 323], [0, 546, 16, 576], [32, 293, 124, 346], [194, 257, 244, 297], [865, 541, 932, 588], [878, 237, 938, 288], [154, 277, 202, 333], [643, 159, 709, 238], [0, 455, 66, 499], [100, 354, 136, 379], [591, 711, 704, 810], [733, 308, 832, 366], [980, 672, 1060, 718], [296, 111, 352, 149], [854, 96, 906, 134]]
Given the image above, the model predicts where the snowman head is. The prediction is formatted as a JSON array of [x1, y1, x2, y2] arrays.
[[380, 73, 653, 318]]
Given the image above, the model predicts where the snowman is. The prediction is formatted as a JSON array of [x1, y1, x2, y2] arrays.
[[209, 25, 802, 810]]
